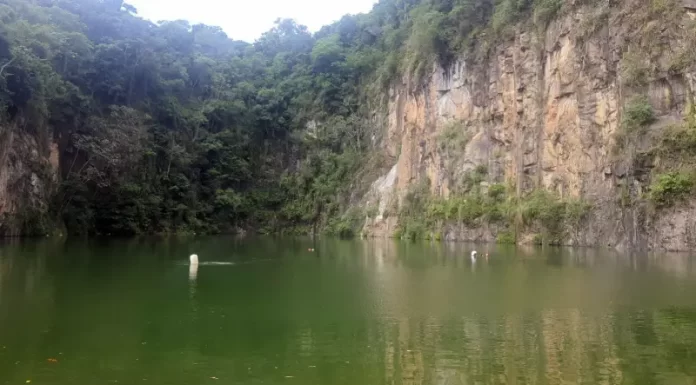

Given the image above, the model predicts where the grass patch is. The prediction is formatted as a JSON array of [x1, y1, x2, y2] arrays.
[[517, 190, 592, 245], [645, 105, 696, 210], [496, 230, 516, 244], [437, 119, 471, 154], [519, 190, 565, 231], [648, 171, 695, 208], [438, 120, 475, 189], [396, 178, 431, 240], [657, 105, 696, 159], [621, 49, 651, 88], [577, 3, 609, 42], [613, 95, 655, 155], [668, 48, 694, 75], [623, 95, 655, 131], [533, 0, 562, 27], [532, 234, 544, 245], [325, 206, 365, 238], [365, 203, 379, 219], [450, 165, 489, 194]]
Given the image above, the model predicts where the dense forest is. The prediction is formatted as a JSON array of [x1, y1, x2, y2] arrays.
[[0, 0, 563, 236]]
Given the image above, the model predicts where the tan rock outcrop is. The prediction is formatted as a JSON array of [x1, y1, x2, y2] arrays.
[[365, 1, 696, 251]]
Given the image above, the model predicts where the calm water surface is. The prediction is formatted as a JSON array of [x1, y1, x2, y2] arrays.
[[1, 237, 696, 385]]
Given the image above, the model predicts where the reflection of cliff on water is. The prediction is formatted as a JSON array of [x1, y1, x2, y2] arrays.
[[514, 244, 696, 281], [373, 308, 696, 385], [356, 240, 696, 385]]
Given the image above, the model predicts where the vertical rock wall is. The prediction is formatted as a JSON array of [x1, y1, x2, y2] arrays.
[[0, 123, 60, 236], [364, 0, 696, 251]]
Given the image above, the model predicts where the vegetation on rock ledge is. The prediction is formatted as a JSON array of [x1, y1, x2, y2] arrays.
[[393, 176, 591, 245]]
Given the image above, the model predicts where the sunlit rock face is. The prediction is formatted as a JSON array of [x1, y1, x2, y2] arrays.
[[363, 0, 696, 251]]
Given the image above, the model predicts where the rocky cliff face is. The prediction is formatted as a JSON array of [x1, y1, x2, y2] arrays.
[[364, 0, 696, 251], [0, 123, 60, 237]]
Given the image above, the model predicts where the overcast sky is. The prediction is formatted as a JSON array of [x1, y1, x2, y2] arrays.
[[128, 0, 378, 42]]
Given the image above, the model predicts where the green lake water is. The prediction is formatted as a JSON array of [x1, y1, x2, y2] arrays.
[[1, 237, 696, 385]]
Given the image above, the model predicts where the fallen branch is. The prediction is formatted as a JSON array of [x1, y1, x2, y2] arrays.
[[0, 57, 15, 77]]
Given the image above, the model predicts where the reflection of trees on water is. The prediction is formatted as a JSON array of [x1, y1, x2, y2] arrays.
[[0, 240, 59, 383], [540, 246, 696, 278], [644, 252, 694, 277], [0, 240, 55, 323]]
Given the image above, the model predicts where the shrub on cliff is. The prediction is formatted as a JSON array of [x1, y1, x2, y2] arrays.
[[621, 50, 651, 88], [623, 95, 655, 131], [649, 172, 694, 208], [533, 0, 562, 27]]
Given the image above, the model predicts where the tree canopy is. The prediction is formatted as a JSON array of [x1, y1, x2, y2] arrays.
[[0, 0, 556, 236]]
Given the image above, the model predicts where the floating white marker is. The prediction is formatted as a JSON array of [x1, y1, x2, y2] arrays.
[[189, 254, 199, 281]]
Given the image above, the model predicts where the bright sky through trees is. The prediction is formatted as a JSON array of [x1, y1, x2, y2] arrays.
[[128, 0, 379, 42]]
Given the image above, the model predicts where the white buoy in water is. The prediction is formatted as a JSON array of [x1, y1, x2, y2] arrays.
[[471, 250, 478, 262], [189, 254, 199, 281]]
